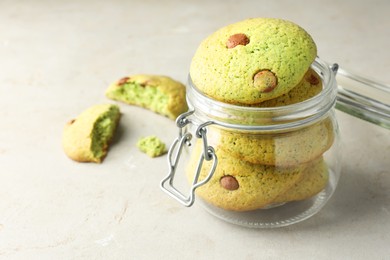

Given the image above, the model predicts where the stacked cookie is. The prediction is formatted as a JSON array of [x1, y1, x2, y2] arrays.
[[187, 18, 334, 211]]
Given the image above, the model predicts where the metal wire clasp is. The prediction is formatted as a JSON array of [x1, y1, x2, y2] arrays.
[[160, 110, 218, 207]]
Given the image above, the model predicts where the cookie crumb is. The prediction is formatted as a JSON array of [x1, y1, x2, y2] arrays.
[[137, 136, 167, 158]]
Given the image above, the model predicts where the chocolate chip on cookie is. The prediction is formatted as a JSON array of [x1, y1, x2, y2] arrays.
[[220, 175, 239, 190], [306, 73, 320, 85], [226, 33, 250, 48], [253, 70, 278, 93], [118, 77, 130, 86], [139, 80, 151, 88]]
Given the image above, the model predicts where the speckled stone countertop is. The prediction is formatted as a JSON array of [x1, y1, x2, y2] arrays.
[[0, 0, 389, 259]]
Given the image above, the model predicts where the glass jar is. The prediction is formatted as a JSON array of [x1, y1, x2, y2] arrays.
[[160, 57, 389, 228]]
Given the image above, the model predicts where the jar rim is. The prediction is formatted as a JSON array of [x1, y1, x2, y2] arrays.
[[186, 57, 338, 131]]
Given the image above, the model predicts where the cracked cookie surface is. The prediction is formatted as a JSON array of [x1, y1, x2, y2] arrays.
[[190, 18, 317, 105]]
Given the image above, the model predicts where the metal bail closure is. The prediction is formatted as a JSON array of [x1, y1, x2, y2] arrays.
[[160, 111, 218, 207]]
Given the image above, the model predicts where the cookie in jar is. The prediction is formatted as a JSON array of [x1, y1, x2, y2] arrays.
[[161, 18, 341, 228]]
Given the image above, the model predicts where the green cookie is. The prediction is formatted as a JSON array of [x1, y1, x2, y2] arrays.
[[190, 18, 317, 105], [106, 74, 188, 120], [187, 144, 311, 211], [62, 104, 120, 163]]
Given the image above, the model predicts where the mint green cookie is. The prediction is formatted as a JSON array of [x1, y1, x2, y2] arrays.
[[186, 144, 309, 211], [62, 104, 121, 163], [105, 75, 188, 120], [190, 18, 317, 105], [207, 117, 334, 167], [137, 136, 167, 157]]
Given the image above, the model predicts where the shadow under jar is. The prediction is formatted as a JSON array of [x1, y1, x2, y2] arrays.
[[161, 58, 341, 228]]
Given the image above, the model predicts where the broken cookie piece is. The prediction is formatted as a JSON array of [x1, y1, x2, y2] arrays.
[[62, 104, 121, 163], [105, 75, 188, 120]]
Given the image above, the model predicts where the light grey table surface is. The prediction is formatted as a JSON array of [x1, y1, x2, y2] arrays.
[[0, 0, 389, 259]]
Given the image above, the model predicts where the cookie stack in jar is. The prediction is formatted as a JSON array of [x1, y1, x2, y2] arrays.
[[186, 18, 335, 211]]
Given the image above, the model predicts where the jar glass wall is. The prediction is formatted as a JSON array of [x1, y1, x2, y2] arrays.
[[161, 58, 341, 228]]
